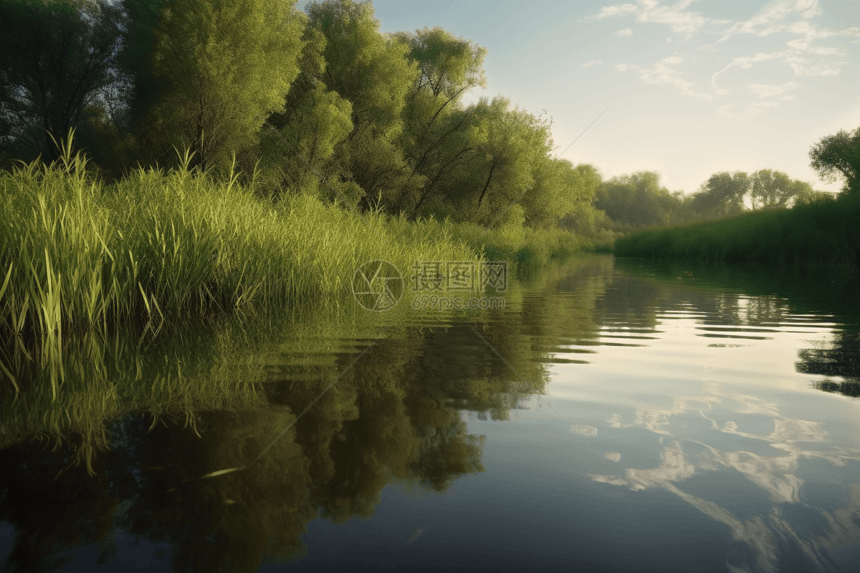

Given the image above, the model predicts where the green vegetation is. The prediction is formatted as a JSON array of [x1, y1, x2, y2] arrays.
[[0, 0, 857, 351], [614, 191, 860, 270], [0, 0, 606, 353], [0, 0, 604, 234], [613, 125, 860, 270], [0, 135, 596, 356]]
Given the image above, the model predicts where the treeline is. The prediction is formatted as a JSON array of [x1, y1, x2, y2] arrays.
[[585, 167, 841, 236], [613, 127, 860, 270], [0, 0, 604, 232], [2, 0, 857, 241]]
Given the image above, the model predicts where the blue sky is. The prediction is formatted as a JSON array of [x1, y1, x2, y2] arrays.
[[354, 0, 860, 196]]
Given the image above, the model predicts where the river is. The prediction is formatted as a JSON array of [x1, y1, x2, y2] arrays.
[[1, 254, 858, 572]]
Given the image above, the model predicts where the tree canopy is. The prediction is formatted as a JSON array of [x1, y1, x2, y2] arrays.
[[809, 126, 860, 196]]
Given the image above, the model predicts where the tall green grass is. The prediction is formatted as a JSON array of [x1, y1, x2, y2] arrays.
[[0, 139, 480, 338], [614, 193, 860, 272], [0, 135, 594, 395]]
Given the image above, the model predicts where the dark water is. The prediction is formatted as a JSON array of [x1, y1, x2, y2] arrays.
[[1, 255, 859, 572]]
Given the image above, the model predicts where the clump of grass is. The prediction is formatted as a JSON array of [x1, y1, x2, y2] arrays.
[[0, 134, 483, 353], [614, 193, 860, 271]]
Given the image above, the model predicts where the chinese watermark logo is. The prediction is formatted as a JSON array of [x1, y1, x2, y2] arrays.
[[352, 259, 507, 312], [351, 260, 404, 312]]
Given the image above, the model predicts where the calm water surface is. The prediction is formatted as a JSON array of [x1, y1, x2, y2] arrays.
[[1, 255, 859, 572]]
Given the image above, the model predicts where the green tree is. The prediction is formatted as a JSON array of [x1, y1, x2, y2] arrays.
[[391, 27, 487, 214], [749, 169, 803, 210], [256, 24, 356, 201], [449, 96, 553, 226], [144, 0, 305, 172], [305, 0, 419, 211], [595, 171, 682, 229], [0, 0, 124, 164], [809, 126, 860, 196], [690, 171, 749, 219], [793, 185, 836, 206], [523, 157, 601, 230]]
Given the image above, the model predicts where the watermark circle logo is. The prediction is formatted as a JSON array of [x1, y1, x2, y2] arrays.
[[352, 260, 404, 311]]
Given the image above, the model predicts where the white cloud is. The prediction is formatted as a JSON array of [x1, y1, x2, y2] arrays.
[[615, 64, 630, 71], [583, 1, 708, 37], [711, 51, 788, 86], [637, 56, 716, 98], [636, 0, 708, 36], [585, 3, 638, 20], [715, 1, 813, 43], [582, 59, 604, 67], [785, 56, 845, 75], [748, 81, 799, 97], [616, 28, 634, 36]]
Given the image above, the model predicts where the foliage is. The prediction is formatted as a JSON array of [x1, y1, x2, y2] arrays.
[[690, 171, 749, 218], [809, 126, 860, 196], [144, 0, 305, 172], [0, 0, 124, 164], [594, 171, 687, 230], [614, 191, 860, 271]]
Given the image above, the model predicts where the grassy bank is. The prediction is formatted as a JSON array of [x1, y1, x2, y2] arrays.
[[0, 146, 592, 347], [614, 193, 860, 272]]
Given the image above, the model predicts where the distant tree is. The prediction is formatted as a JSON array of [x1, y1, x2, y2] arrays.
[[524, 157, 601, 230], [0, 0, 124, 164], [595, 171, 682, 229], [793, 185, 836, 206], [809, 126, 860, 196], [749, 169, 805, 210], [690, 171, 749, 218]]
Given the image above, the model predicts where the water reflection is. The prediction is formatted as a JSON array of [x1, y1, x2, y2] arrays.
[[0, 255, 858, 572]]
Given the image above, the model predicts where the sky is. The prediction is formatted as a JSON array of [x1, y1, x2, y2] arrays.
[[345, 0, 860, 196]]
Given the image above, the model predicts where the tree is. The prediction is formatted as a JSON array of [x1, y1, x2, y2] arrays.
[[749, 169, 803, 210], [793, 185, 836, 206], [809, 126, 860, 196], [305, 0, 419, 210], [448, 96, 553, 226], [144, 0, 305, 172], [595, 171, 682, 229], [690, 171, 749, 218], [0, 0, 124, 164], [256, 24, 356, 200], [522, 157, 601, 230], [392, 26, 487, 215]]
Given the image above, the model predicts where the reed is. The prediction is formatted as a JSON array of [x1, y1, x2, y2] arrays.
[[0, 136, 483, 341], [613, 193, 860, 271], [0, 134, 596, 396]]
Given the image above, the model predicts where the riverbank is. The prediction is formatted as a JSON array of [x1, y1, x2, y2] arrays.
[[0, 149, 593, 343], [613, 192, 860, 272]]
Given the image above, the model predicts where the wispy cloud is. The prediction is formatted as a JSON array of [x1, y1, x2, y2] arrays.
[[582, 59, 604, 67], [586, 3, 638, 20], [785, 56, 845, 76], [708, 0, 859, 83], [582, 1, 709, 37], [616, 28, 634, 36], [714, 0, 820, 43], [748, 81, 799, 98], [625, 56, 720, 99], [636, 0, 708, 36]]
